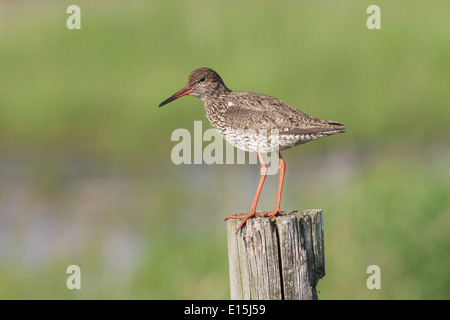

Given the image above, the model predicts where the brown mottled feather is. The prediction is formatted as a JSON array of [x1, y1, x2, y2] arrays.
[[159, 67, 345, 152], [224, 92, 345, 135]]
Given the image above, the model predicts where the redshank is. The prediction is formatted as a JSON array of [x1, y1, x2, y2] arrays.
[[159, 68, 345, 233]]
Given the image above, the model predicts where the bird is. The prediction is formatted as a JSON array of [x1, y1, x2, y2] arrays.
[[159, 67, 345, 233]]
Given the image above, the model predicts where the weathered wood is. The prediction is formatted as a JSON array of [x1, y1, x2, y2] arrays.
[[227, 209, 325, 300]]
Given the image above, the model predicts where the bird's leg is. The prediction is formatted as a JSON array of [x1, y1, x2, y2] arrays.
[[262, 152, 285, 219], [225, 152, 268, 233]]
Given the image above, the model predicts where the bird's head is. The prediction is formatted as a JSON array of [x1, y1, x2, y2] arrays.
[[158, 67, 229, 107]]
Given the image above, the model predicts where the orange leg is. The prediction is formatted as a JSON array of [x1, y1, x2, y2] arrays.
[[264, 152, 285, 219], [225, 152, 268, 233], [226, 152, 286, 233]]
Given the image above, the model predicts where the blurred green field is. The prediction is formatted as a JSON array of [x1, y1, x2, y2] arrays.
[[0, 1, 449, 299]]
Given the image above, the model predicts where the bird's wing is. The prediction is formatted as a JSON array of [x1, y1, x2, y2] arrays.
[[224, 92, 345, 134]]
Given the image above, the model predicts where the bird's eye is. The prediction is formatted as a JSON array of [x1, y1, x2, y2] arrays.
[[199, 77, 206, 83]]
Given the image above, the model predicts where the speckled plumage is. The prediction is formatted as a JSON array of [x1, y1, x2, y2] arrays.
[[159, 68, 345, 153], [159, 67, 345, 233]]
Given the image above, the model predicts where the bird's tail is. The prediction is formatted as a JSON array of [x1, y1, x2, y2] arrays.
[[326, 120, 346, 133]]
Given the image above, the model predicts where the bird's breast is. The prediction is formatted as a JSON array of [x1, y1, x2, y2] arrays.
[[219, 127, 313, 153]]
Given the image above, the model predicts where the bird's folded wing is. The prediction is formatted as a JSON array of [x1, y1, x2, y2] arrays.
[[224, 100, 345, 134], [279, 125, 345, 135]]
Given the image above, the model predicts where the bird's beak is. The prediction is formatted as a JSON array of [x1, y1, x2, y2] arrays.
[[158, 87, 193, 107]]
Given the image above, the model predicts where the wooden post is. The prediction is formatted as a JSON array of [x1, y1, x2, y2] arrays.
[[226, 209, 325, 300]]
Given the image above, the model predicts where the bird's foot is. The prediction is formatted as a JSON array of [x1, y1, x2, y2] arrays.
[[225, 211, 279, 234], [259, 209, 282, 219], [225, 211, 263, 234]]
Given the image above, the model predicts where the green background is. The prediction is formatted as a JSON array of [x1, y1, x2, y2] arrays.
[[0, 0, 449, 299]]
